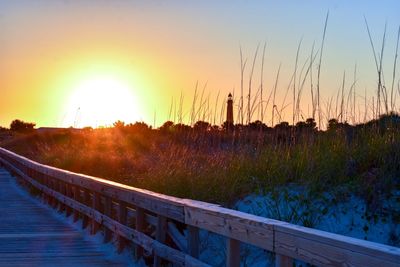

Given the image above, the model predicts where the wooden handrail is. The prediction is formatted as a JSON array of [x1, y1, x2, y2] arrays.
[[0, 147, 399, 267]]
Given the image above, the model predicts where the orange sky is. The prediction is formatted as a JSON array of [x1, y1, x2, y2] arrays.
[[1, 1, 399, 128]]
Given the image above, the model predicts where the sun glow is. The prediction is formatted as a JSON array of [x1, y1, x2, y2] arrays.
[[64, 77, 140, 128]]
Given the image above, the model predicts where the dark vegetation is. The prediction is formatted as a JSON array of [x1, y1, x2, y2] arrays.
[[9, 119, 35, 133], [1, 115, 400, 210]]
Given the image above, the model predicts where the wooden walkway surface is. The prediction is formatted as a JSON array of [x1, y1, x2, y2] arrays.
[[0, 168, 132, 267]]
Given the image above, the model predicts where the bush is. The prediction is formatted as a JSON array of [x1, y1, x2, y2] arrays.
[[10, 119, 35, 133]]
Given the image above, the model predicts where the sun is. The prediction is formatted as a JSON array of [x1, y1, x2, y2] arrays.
[[64, 77, 140, 128]]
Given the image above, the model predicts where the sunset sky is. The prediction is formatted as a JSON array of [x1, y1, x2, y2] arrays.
[[1, 1, 399, 128]]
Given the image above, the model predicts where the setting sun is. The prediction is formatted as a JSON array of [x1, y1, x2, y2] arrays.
[[63, 77, 140, 128]]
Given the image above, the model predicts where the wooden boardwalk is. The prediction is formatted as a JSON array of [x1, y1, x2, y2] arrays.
[[0, 168, 131, 267]]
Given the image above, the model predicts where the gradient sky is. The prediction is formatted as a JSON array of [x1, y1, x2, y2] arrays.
[[1, 0, 399, 128]]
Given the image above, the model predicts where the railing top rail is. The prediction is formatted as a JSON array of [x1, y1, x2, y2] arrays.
[[0, 147, 188, 221], [0, 147, 399, 266]]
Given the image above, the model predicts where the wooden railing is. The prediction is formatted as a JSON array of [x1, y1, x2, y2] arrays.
[[0, 147, 399, 267]]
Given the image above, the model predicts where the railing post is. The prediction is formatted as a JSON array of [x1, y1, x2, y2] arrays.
[[188, 225, 199, 258], [82, 189, 91, 229], [58, 181, 66, 213], [275, 254, 293, 267], [47, 177, 52, 205], [43, 176, 49, 204], [227, 238, 240, 267], [51, 179, 59, 208], [117, 201, 128, 253], [48, 178, 55, 207], [154, 215, 167, 266], [48, 178, 53, 205], [91, 192, 101, 235], [65, 183, 72, 217], [42, 175, 50, 204], [103, 196, 112, 243], [73, 186, 80, 222], [135, 207, 145, 260]]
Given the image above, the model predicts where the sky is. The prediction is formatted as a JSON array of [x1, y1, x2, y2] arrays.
[[0, 0, 399, 128]]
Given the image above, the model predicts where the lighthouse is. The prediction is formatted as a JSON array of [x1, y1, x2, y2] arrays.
[[226, 93, 234, 129]]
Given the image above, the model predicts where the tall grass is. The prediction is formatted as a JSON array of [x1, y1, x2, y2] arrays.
[[2, 115, 400, 208]]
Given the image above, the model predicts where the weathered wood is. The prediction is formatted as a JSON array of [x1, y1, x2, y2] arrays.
[[126, 207, 157, 227], [103, 196, 113, 243], [117, 201, 128, 253], [156, 216, 167, 243], [275, 223, 400, 264], [40, 174, 47, 202], [227, 238, 240, 267], [275, 254, 293, 267], [82, 189, 91, 229], [91, 192, 101, 235], [46, 177, 53, 205], [31, 178, 210, 267], [135, 207, 145, 260], [68, 174, 185, 222], [184, 200, 276, 251], [146, 213, 158, 226], [44, 176, 52, 205], [275, 229, 400, 267], [0, 160, 211, 267], [0, 168, 131, 267], [154, 215, 167, 266], [187, 225, 199, 258], [168, 222, 187, 252], [65, 183, 73, 217], [49, 178, 58, 208], [72, 185, 80, 222], [0, 149, 185, 221], [58, 181, 66, 213]]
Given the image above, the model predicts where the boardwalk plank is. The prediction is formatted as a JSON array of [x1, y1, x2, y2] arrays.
[[0, 168, 132, 267]]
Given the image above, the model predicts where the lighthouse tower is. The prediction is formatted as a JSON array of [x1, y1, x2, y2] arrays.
[[226, 93, 234, 129]]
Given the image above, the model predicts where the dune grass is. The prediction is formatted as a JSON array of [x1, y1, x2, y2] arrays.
[[2, 116, 399, 209]]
